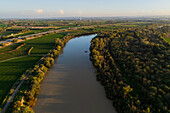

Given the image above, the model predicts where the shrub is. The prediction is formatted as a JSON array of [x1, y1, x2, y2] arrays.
[[55, 38, 64, 47], [20, 107, 34, 113], [56, 46, 61, 51], [43, 57, 54, 68], [23, 37, 27, 40], [39, 64, 48, 73], [0, 43, 6, 46], [28, 47, 34, 55], [52, 50, 59, 57], [13, 39, 18, 43]]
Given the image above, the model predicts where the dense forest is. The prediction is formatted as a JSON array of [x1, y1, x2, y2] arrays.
[[90, 26, 170, 113]]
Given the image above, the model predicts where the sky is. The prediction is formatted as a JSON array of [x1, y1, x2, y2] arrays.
[[0, 0, 170, 18]]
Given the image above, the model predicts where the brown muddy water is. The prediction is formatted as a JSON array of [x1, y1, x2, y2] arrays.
[[33, 35, 117, 113]]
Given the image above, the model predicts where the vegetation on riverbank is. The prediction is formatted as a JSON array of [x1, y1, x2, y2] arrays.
[[90, 26, 170, 113], [1, 29, 95, 113], [0, 24, 100, 109], [5, 38, 64, 113], [0, 20, 169, 113], [0, 33, 65, 106]]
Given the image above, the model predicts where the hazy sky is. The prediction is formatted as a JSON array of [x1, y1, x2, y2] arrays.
[[0, 0, 170, 18]]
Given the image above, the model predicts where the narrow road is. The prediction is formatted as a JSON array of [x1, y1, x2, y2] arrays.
[[0, 24, 112, 45], [0, 56, 27, 63], [1, 71, 30, 113]]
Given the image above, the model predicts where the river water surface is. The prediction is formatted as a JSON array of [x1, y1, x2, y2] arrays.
[[34, 35, 117, 113]]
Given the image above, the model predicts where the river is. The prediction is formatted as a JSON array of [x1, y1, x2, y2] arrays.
[[33, 35, 117, 113]]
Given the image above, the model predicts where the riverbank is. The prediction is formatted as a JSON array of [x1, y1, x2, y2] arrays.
[[2, 31, 97, 113], [34, 35, 117, 113]]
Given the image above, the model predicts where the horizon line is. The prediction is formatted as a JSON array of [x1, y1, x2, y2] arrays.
[[0, 15, 170, 19]]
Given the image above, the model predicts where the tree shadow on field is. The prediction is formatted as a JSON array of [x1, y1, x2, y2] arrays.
[[26, 42, 55, 46], [0, 60, 35, 66], [0, 80, 17, 104]]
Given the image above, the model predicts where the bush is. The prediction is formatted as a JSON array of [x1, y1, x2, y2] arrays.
[[52, 50, 58, 57], [20, 107, 34, 113], [12, 106, 34, 113], [56, 46, 61, 51], [43, 57, 54, 68], [13, 39, 18, 43], [55, 38, 64, 47], [23, 37, 27, 40], [0, 43, 5, 46], [39, 64, 48, 73], [28, 47, 34, 55]]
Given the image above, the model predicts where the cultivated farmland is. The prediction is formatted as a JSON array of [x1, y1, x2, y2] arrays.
[[0, 33, 65, 104]]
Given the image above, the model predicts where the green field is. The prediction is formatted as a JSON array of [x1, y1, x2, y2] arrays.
[[165, 38, 170, 42], [0, 56, 41, 104], [15, 29, 51, 37], [0, 24, 7, 28], [0, 33, 65, 104], [0, 33, 65, 61]]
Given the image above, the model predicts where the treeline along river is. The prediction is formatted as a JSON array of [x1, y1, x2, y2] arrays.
[[33, 35, 117, 113]]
